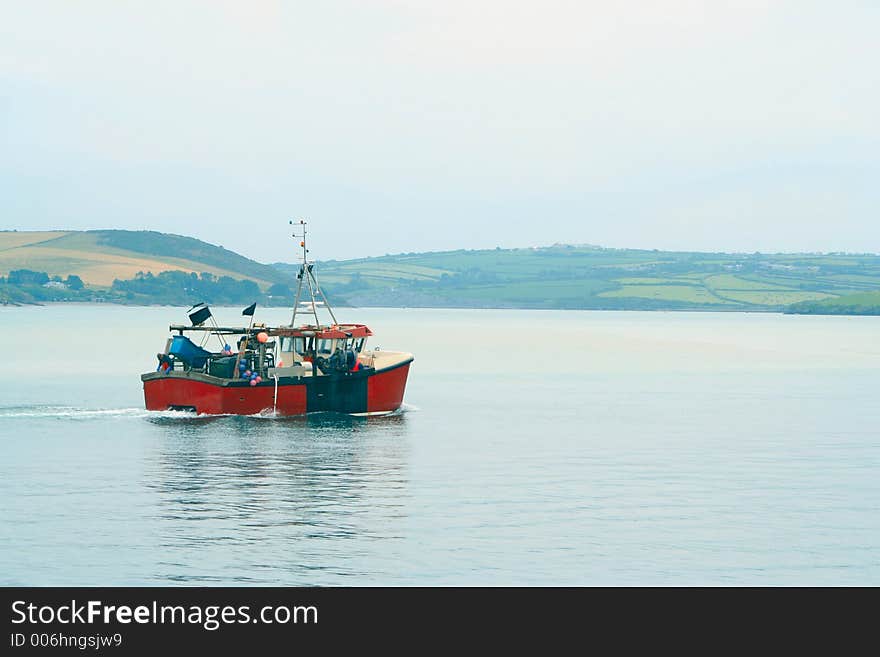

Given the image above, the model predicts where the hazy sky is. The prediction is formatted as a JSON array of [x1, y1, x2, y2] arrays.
[[1, 1, 878, 263]]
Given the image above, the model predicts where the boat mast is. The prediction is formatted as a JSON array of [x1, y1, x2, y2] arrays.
[[289, 219, 338, 327]]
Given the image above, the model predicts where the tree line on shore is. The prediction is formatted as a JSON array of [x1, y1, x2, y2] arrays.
[[0, 269, 292, 306]]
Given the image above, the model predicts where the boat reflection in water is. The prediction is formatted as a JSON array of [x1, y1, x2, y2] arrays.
[[142, 410, 412, 583]]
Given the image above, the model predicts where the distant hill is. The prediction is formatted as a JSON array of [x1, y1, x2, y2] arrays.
[[0, 230, 287, 287], [786, 290, 880, 315], [4, 229, 879, 312], [276, 245, 880, 312]]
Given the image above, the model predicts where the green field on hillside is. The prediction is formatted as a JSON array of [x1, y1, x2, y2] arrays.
[[274, 246, 880, 312], [786, 290, 880, 315], [4, 229, 879, 313]]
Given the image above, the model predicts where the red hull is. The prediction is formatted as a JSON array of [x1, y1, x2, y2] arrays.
[[143, 362, 411, 416], [367, 360, 410, 413]]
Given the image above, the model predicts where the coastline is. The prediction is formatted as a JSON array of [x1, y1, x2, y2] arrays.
[[3, 299, 878, 316]]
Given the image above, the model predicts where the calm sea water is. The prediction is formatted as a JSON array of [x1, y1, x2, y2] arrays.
[[1, 305, 878, 585]]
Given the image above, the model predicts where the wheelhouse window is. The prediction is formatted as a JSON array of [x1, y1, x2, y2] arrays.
[[280, 336, 307, 354], [340, 337, 365, 352]]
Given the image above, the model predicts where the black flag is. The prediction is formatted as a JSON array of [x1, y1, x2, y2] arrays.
[[187, 302, 212, 326], [242, 302, 257, 316]]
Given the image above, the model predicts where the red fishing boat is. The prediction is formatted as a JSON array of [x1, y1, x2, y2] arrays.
[[141, 221, 413, 416]]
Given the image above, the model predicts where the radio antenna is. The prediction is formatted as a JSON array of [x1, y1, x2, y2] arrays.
[[289, 219, 337, 327]]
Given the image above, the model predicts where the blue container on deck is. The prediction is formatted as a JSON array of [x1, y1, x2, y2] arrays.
[[169, 335, 212, 368]]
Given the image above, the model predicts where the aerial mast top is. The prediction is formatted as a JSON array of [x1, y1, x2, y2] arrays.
[[289, 219, 337, 327]]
